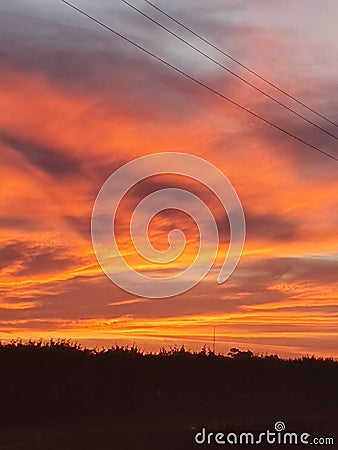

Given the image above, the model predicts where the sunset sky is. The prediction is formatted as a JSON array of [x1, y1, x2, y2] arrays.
[[1, 0, 337, 358]]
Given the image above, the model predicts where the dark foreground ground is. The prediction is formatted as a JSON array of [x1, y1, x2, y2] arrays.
[[0, 341, 337, 449]]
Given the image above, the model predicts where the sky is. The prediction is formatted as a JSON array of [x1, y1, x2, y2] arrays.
[[0, 0, 337, 358]]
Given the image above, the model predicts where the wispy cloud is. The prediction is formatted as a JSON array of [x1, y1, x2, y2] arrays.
[[0, 0, 337, 357]]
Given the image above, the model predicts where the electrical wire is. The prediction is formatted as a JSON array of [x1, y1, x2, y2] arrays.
[[58, 0, 338, 163]]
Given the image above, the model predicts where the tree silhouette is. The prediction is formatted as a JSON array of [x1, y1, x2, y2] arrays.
[[0, 339, 336, 450]]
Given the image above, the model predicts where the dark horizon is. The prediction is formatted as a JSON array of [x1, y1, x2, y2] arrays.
[[0, 339, 337, 449]]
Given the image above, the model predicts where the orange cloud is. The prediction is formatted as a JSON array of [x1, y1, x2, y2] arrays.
[[0, 3, 337, 360]]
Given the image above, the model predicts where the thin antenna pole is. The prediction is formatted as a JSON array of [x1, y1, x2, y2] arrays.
[[213, 325, 216, 354]]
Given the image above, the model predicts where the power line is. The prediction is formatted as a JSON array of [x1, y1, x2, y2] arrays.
[[58, 0, 338, 163], [144, 0, 338, 129], [122, 0, 338, 142]]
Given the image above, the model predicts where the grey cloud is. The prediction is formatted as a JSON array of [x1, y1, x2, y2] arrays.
[[240, 256, 338, 285], [14, 248, 75, 277], [245, 211, 299, 241], [0, 132, 80, 178], [0, 217, 41, 231], [0, 0, 298, 123], [0, 241, 78, 277], [0, 243, 24, 270]]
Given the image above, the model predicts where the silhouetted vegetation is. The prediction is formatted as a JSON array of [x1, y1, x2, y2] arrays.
[[0, 339, 336, 449]]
